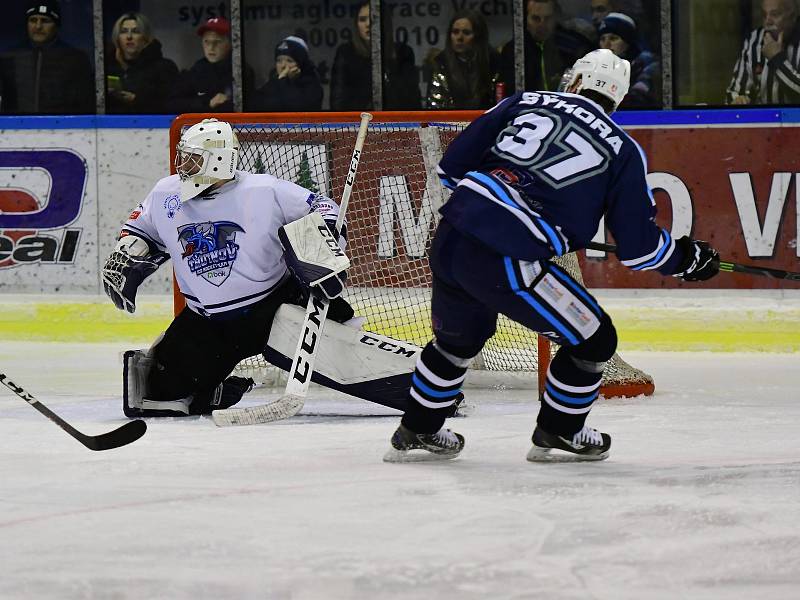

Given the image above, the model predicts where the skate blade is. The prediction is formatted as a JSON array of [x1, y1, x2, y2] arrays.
[[451, 402, 476, 418], [383, 448, 461, 463], [526, 446, 609, 463]]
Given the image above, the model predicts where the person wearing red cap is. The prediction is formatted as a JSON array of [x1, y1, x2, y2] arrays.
[[167, 17, 254, 113], [0, 0, 94, 113]]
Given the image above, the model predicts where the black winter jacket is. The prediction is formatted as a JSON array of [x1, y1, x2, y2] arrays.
[[0, 39, 94, 113], [329, 41, 420, 110], [106, 40, 178, 114], [166, 56, 255, 113], [249, 69, 323, 112]]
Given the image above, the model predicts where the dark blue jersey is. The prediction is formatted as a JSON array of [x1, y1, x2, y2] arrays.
[[438, 91, 685, 274]]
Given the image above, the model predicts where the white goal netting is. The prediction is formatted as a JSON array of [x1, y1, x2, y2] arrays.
[[171, 112, 654, 396]]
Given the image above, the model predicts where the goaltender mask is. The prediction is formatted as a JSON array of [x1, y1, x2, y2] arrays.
[[102, 118, 379, 417]]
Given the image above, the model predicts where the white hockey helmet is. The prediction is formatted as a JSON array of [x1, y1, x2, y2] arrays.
[[563, 48, 630, 112], [174, 118, 240, 201]]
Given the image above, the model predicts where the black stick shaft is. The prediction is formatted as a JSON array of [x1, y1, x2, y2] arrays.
[[585, 242, 800, 282], [0, 372, 146, 451]]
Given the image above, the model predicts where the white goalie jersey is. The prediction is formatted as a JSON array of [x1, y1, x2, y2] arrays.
[[121, 170, 341, 317]]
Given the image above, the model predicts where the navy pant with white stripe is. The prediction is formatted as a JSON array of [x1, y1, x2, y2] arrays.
[[402, 221, 617, 436]]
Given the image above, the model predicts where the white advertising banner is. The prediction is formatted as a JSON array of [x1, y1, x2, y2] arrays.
[[0, 127, 172, 295]]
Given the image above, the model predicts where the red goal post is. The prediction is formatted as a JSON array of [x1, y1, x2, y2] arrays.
[[169, 111, 654, 398]]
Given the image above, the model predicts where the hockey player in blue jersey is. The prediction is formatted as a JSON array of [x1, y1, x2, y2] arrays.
[[384, 49, 720, 463]]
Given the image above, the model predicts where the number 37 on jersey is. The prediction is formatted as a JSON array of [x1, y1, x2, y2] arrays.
[[492, 92, 624, 190]]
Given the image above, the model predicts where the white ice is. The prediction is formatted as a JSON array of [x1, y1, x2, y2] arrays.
[[0, 341, 799, 600]]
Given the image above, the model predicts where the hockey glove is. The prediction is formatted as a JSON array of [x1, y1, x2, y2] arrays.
[[674, 236, 720, 282], [279, 212, 350, 300], [102, 236, 169, 313]]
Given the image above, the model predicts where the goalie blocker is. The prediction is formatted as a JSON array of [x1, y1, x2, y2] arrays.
[[278, 212, 349, 299]]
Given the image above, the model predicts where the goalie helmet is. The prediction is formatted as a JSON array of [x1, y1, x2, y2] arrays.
[[174, 118, 240, 201], [563, 48, 630, 112]]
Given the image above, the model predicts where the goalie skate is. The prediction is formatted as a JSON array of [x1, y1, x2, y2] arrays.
[[383, 424, 465, 463], [526, 425, 611, 462]]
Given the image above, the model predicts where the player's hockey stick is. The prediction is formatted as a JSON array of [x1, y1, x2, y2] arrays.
[[212, 112, 373, 426], [586, 241, 800, 281], [0, 372, 147, 451]]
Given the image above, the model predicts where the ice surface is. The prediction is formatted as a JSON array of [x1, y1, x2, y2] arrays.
[[0, 342, 799, 599]]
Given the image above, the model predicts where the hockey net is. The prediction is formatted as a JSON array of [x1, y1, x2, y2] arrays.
[[170, 112, 654, 398]]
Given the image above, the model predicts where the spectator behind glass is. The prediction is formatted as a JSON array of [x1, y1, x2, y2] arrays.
[[166, 17, 254, 113], [590, 0, 617, 29], [498, 0, 567, 93], [329, 1, 420, 110], [598, 12, 660, 108], [330, 2, 371, 109], [426, 10, 500, 109], [105, 12, 178, 113], [727, 0, 800, 105], [249, 36, 323, 111], [0, 0, 93, 113]]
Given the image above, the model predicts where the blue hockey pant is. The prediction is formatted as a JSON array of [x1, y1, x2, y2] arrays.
[[401, 221, 617, 435]]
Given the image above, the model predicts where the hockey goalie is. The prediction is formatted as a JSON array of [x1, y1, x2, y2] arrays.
[[102, 118, 456, 418]]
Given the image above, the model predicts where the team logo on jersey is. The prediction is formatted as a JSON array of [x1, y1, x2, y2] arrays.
[[163, 194, 181, 219], [177, 220, 244, 286]]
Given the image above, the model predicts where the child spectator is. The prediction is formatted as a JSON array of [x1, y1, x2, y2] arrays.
[[166, 17, 254, 113], [249, 36, 323, 112], [105, 12, 178, 113], [598, 12, 661, 108]]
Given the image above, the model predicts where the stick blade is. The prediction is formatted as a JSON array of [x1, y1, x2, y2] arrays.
[[80, 419, 147, 451], [212, 394, 304, 427]]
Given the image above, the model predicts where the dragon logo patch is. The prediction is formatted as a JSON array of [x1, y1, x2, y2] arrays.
[[177, 221, 244, 286]]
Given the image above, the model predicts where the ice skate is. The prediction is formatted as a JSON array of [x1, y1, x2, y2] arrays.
[[383, 424, 465, 463], [526, 425, 611, 462]]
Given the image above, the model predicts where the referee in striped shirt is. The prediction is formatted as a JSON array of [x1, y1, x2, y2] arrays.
[[726, 0, 800, 104]]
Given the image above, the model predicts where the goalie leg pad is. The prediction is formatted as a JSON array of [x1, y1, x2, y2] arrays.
[[123, 350, 255, 417], [262, 304, 419, 411], [123, 350, 192, 417]]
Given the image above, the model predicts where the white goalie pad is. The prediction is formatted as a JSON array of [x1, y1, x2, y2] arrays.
[[263, 304, 420, 408], [279, 212, 349, 290]]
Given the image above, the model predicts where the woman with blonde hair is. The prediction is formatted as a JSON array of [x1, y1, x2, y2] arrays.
[[105, 12, 178, 113]]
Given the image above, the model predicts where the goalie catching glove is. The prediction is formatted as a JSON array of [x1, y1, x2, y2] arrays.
[[102, 235, 169, 313], [279, 212, 350, 299]]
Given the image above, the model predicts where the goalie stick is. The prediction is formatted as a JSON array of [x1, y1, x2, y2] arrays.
[[212, 112, 373, 427], [0, 372, 147, 451], [586, 241, 800, 282]]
